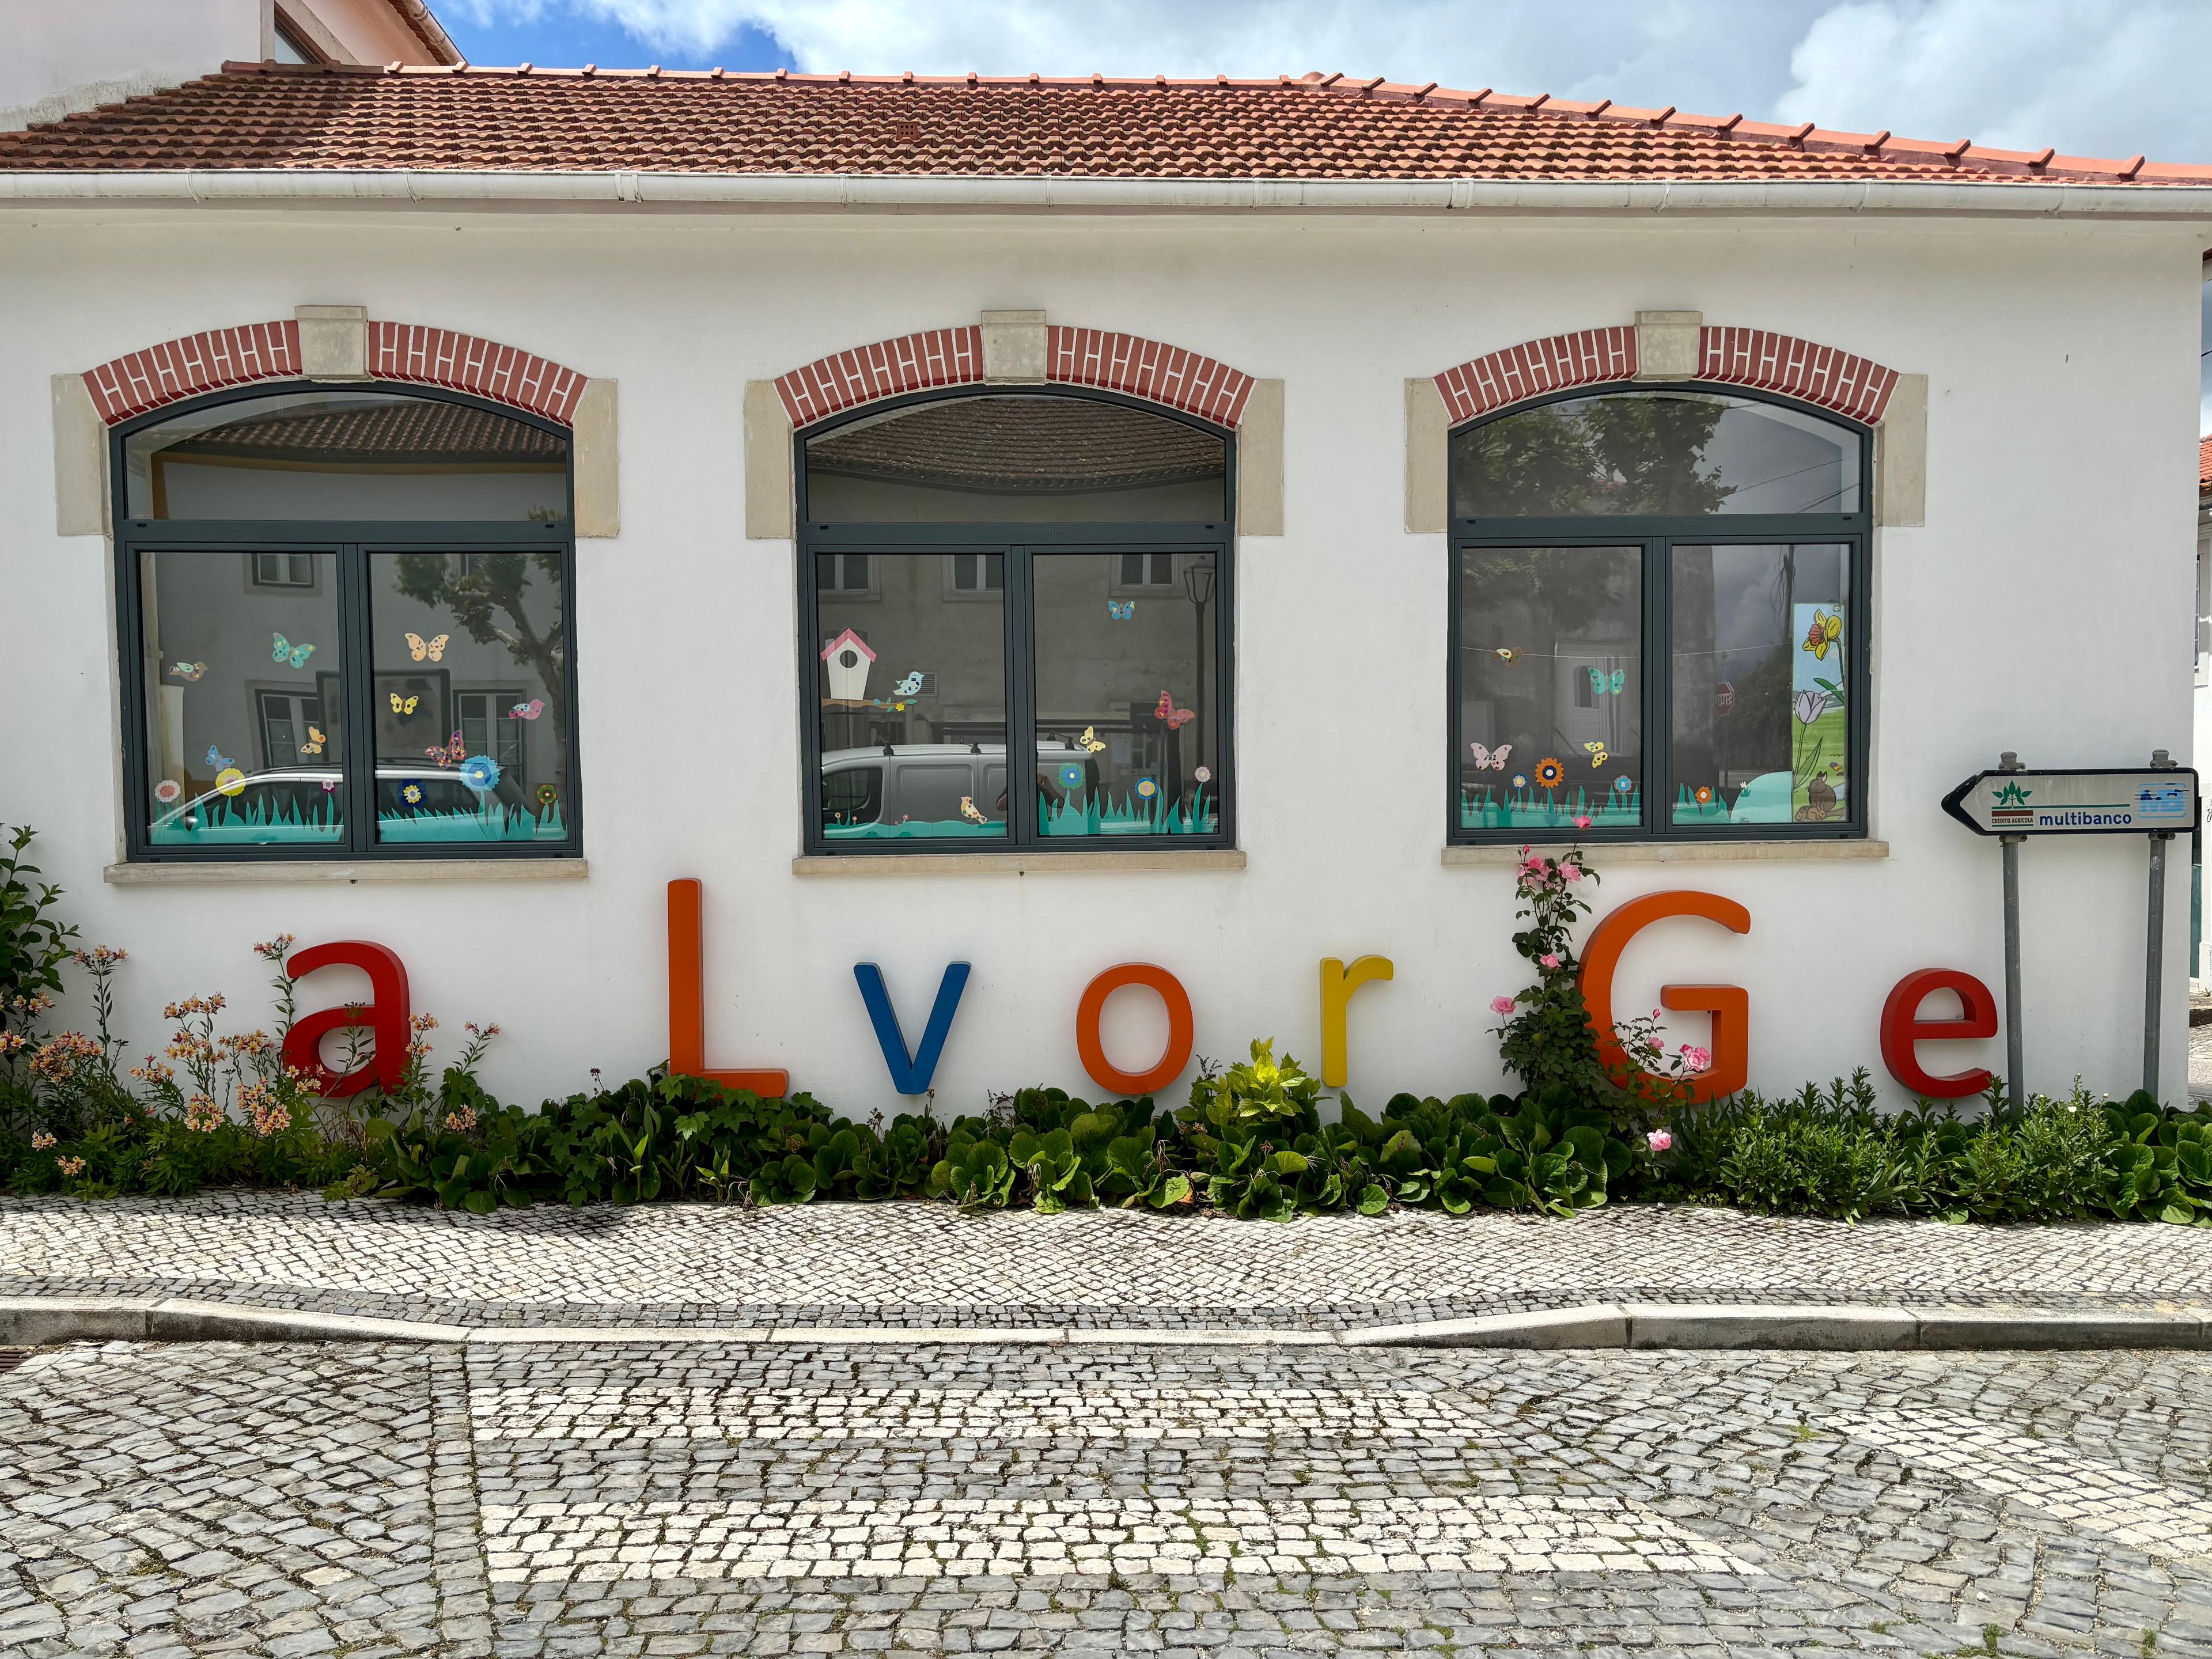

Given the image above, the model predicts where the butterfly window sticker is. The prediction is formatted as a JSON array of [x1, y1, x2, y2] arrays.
[[271, 633, 315, 669], [1790, 603, 1849, 823]]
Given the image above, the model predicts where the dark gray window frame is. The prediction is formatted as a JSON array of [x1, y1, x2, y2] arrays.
[[1446, 381, 1872, 846], [794, 386, 1236, 857], [110, 381, 581, 863]]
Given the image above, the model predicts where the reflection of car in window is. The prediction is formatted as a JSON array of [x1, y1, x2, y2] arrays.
[[819, 742, 1085, 830], [154, 765, 537, 837]]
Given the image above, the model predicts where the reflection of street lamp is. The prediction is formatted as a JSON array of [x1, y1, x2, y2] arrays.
[[1181, 558, 1216, 779]]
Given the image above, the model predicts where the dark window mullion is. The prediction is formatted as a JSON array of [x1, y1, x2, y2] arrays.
[[1645, 537, 1673, 838], [1005, 546, 1037, 849], [1849, 531, 1872, 834], [337, 543, 376, 855]]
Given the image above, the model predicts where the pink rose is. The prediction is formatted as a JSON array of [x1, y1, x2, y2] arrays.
[[1560, 865, 1583, 881], [1573, 816, 1592, 830], [1490, 995, 1517, 1016], [1646, 1129, 1673, 1152], [1680, 1044, 1712, 1074], [1539, 953, 1561, 970]]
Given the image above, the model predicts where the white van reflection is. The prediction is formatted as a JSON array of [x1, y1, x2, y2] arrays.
[[821, 741, 1095, 839], [151, 765, 561, 846]]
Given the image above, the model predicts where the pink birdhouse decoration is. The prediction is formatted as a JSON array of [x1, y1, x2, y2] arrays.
[[821, 628, 876, 700]]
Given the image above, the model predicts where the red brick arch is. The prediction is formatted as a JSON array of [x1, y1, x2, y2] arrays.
[[1434, 324, 1899, 427], [81, 318, 588, 426], [774, 324, 1257, 430]]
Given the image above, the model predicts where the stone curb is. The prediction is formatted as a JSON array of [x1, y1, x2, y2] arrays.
[[1, 1296, 2206, 1352]]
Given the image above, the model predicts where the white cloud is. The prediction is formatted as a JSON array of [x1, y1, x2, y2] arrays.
[[1775, 0, 2210, 161], [448, 0, 2212, 163]]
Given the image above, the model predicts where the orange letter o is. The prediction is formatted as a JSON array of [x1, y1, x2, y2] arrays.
[[1075, 964, 1195, 1098]]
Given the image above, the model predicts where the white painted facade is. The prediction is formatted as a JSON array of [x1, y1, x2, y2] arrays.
[[2, 1, 451, 135], [1, 205, 2206, 1113]]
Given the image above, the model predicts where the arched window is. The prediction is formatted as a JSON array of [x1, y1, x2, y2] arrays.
[[1447, 387, 1869, 843], [114, 386, 578, 861], [798, 392, 1232, 851]]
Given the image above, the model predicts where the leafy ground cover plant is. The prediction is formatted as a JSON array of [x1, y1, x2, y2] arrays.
[[1652, 1071, 2212, 1224]]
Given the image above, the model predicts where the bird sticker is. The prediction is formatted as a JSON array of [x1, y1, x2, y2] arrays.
[[1156, 691, 1196, 730], [1468, 743, 1512, 771], [1586, 668, 1625, 695], [1107, 600, 1135, 621], [1585, 741, 1609, 768], [168, 661, 207, 681], [300, 726, 325, 756], [405, 632, 450, 662], [271, 633, 316, 669], [893, 671, 925, 695], [426, 731, 465, 767], [1491, 647, 1523, 665], [1802, 610, 1843, 660], [960, 796, 987, 824], [389, 692, 420, 717], [1077, 727, 1107, 754], [506, 699, 545, 721]]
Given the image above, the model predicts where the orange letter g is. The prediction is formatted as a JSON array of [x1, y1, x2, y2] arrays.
[[1577, 891, 1751, 1104]]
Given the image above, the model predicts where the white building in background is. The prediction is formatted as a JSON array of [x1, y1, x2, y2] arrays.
[[1, 4, 2209, 1112]]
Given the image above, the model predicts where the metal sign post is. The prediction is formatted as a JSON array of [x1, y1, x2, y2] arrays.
[[1942, 752, 2198, 1102]]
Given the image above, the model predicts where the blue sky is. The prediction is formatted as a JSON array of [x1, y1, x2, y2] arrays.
[[441, 8, 789, 71]]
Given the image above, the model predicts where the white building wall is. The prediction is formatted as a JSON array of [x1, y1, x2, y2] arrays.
[[1, 0, 265, 133], [0, 208, 2205, 1115]]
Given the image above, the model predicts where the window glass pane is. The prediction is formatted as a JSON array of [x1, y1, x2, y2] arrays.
[[139, 550, 344, 847], [124, 391, 569, 521], [369, 552, 570, 844], [1671, 543, 1850, 827], [1450, 392, 1860, 518], [817, 554, 1006, 840], [805, 395, 1226, 524], [1031, 552, 1219, 838], [1457, 547, 1643, 832]]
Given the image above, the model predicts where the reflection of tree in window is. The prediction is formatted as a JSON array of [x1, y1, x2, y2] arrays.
[[393, 551, 565, 776], [1455, 395, 1732, 516]]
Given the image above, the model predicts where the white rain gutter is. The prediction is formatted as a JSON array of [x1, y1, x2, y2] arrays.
[[1, 171, 2210, 219]]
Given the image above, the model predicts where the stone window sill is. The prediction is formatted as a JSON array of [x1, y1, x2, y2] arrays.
[[1442, 839, 1888, 867], [105, 859, 589, 886], [793, 849, 1246, 876]]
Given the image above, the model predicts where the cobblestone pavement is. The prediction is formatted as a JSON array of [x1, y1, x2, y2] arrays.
[[2187, 1019, 2212, 1102], [5, 1338, 2211, 1657], [5, 1194, 2211, 1331]]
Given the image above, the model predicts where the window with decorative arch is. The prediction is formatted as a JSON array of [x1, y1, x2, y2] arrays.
[[111, 383, 579, 861], [796, 387, 1233, 853], [1447, 384, 1870, 843]]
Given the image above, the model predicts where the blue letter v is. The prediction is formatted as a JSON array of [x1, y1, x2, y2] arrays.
[[853, 962, 971, 1094]]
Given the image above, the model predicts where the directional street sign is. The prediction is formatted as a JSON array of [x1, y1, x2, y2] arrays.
[[1941, 766, 2198, 838]]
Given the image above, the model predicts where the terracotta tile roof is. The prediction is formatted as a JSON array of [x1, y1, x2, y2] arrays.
[[162, 395, 563, 464], [0, 63, 2201, 185], [807, 394, 1224, 491], [2201, 435, 2211, 501]]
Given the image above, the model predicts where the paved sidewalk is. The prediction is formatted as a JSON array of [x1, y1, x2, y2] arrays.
[[6, 1338, 2211, 1656], [3, 1193, 2209, 1330]]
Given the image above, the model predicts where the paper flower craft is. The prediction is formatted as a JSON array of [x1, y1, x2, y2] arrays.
[[214, 768, 246, 798], [457, 755, 502, 793], [1613, 775, 1634, 794], [1194, 766, 1212, 784], [1135, 778, 1158, 799], [401, 782, 423, 806], [1059, 764, 1084, 789], [538, 784, 559, 806], [153, 779, 181, 805]]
